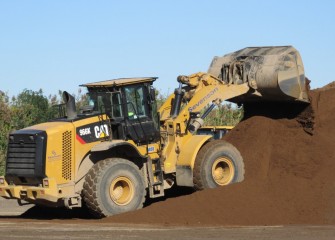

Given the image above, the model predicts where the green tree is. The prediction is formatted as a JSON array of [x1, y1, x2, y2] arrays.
[[204, 103, 244, 126], [74, 88, 88, 111], [11, 89, 51, 129], [155, 88, 170, 109], [0, 91, 12, 175]]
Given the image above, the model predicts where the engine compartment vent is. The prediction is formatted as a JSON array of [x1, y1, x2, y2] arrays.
[[62, 131, 72, 180]]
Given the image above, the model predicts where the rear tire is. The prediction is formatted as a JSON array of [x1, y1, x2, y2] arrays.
[[193, 140, 244, 190], [83, 158, 146, 218]]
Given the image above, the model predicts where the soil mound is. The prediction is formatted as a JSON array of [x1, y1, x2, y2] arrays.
[[102, 84, 335, 226]]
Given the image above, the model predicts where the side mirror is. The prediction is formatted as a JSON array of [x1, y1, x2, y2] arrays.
[[149, 87, 156, 102]]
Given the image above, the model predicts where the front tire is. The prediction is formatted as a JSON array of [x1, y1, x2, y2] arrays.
[[83, 158, 146, 218], [193, 140, 244, 190]]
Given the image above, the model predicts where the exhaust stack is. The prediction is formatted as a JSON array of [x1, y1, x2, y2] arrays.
[[62, 91, 77, 120]]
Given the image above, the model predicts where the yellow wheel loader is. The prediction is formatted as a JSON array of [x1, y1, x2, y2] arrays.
[[0, 46, 309, 217]]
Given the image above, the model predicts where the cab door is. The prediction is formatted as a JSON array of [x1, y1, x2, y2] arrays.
[[123, 84, 160, 144]]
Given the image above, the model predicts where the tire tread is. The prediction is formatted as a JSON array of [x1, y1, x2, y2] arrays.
[[83, 158, 145, 218], [193, 140, 244, 190]]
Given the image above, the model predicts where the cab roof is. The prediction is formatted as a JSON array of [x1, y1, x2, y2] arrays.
[[81, 77, 158, 88]]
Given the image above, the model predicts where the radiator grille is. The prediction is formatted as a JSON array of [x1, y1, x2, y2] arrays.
[[62, 131, 72, 180], [7, 141, 36, 175], [5, 130, 46, 185]]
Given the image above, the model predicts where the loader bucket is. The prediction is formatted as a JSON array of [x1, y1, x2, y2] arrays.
[[208, 46, 309, 103]]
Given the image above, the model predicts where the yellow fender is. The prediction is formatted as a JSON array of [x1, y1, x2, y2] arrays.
[[176, 135, 212, 186]]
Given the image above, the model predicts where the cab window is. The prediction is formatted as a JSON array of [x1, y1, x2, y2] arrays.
[[125, 86, 148, 119], [87, 91, 123, 118], [111, 92, 123, 118]]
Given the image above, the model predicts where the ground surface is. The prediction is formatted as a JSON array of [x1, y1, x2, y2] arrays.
[[0, 198, 334, 240]]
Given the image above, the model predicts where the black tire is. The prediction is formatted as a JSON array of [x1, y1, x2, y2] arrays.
[[83, 158, 146, 218], [193, 140, 244, 190]]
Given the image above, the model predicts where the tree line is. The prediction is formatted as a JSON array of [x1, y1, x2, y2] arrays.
[[0, 89, 243, 175]]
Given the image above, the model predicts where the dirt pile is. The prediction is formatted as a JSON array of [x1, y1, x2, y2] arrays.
[[102, 83, 335, 226]]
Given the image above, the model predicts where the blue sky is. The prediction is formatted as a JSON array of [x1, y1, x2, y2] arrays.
[[1, 0, 334, 98]]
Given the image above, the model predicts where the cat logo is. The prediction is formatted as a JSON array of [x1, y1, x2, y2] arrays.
[[94, 124, 109, 139], [76, 122, 110, 144]]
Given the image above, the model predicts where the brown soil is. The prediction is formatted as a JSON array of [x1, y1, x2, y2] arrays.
[[101, 82, 335, 226]]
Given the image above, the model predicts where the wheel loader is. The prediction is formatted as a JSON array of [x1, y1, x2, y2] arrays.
[[0, 46, 309, 217]]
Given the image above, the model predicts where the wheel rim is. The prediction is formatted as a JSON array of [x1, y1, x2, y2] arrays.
[[211, 157, 235, 186], [109, 176, 134, 206]]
